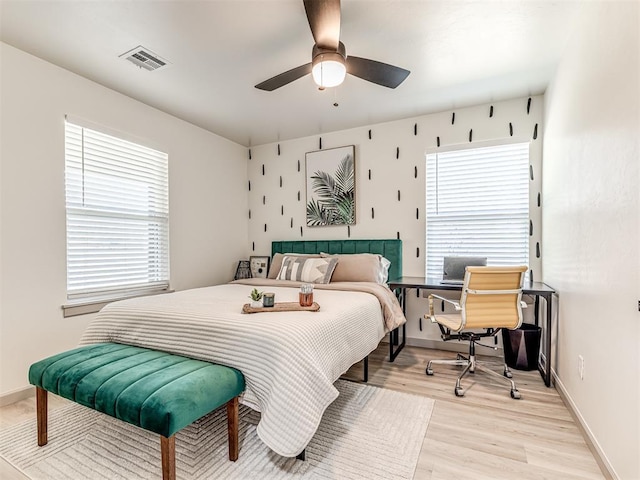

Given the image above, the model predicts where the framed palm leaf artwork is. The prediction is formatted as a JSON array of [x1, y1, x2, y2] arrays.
[[305, 145, 356, 226]]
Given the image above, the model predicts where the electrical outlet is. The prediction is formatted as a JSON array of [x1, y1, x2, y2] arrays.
[[578, 355, 585, 380]]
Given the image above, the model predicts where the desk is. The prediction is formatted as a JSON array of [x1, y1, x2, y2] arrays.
[[389, 276, 556, 387]]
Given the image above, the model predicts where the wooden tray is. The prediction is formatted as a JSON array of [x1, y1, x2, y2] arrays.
[[242, 302, 320, 314]]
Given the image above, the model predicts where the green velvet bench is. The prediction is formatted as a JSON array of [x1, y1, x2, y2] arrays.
[[29, 343, 245, 480]]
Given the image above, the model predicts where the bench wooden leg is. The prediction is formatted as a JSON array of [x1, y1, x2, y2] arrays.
[[226, 396, 239, 461], [36, 387, 48, 446], [160, 435, 175, 480]]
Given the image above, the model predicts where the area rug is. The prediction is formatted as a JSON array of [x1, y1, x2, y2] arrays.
[[0, 380, 433, 479]]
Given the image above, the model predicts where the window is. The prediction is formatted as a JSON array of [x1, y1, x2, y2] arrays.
[[425, 142, 530, 279], [64, 120, 169, 305]]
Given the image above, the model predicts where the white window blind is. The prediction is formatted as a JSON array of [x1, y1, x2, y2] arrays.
[[65, 121, 169, 301], [426, 142, 530, 279]]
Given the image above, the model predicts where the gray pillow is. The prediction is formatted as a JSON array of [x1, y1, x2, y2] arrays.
[[276, 256, 338, 284]]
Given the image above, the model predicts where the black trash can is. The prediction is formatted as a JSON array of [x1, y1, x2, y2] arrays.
[[502, 323, 541, 371]]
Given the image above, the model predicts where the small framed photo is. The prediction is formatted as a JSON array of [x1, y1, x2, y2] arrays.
[[249, 255, 270, 278]]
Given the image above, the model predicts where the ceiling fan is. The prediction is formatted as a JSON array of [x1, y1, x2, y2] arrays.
[[255, 0, 410, 91]]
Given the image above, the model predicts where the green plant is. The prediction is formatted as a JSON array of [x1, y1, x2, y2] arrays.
[[306, 153, 354, 226], [249, 288, 263, 301]]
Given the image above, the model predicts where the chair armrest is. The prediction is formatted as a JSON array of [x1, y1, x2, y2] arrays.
[[429, 294, 461, 311], [425, 294, 461, 323]]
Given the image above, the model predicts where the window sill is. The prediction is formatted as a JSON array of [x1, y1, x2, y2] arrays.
[[62, 288, 174, 318]]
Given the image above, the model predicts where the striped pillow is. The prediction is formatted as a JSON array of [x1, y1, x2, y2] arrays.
[[277, 256, 338, 284]]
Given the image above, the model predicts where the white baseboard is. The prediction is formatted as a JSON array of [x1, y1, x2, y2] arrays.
[[553, 374, 617, 480], [0, 385, 34, 407]]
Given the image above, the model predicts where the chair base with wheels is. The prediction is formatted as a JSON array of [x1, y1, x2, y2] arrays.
[[424, 265, 528, 400], [425, 328, 521, 399]]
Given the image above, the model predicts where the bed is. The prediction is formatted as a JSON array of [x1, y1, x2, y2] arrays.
[[80, 239, 405, 457]]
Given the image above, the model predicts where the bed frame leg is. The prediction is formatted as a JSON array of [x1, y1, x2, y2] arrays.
[[296, 449, 306, 461], [363, 356, 369, 382]]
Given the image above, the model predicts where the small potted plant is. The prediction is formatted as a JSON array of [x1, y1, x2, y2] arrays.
[[249, 288, 264, 308]]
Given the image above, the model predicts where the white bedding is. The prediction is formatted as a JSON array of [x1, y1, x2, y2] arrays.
[[80, 282, 389, 457]]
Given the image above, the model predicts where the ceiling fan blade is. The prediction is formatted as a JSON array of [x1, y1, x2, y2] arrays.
[[346, 56, 410, 89], [303, 0, 341, 50], [255, 63, 313, 91]]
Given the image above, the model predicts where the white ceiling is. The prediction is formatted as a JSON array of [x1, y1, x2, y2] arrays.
[[0, 0, 582, 147]]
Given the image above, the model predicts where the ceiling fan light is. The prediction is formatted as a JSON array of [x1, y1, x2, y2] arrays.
[[312, 53, 346, 88]]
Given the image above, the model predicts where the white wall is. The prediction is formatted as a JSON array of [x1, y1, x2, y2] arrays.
[[248, 96, 542, 347], [542, 2, 639, 478], [0, 43, 249, 397]]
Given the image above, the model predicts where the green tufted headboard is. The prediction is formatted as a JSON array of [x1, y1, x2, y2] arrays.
[[271, 239, 403, 282]]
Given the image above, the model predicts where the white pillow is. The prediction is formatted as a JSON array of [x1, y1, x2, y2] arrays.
[[277, 256, 338, 284]]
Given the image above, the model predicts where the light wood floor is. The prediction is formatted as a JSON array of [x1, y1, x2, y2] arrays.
[[0, 344, 606, 480]]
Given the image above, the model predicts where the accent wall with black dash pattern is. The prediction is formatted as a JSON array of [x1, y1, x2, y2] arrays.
[[246, 96, 543, 342]]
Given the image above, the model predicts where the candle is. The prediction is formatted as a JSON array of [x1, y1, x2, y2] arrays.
[[263, 292, 275, 307], [299, 284, 314, 307]]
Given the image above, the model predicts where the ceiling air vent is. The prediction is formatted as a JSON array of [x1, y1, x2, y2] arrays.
[[120, 46, 169, 71]]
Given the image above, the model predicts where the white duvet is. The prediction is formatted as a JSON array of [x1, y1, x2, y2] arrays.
[[80, 282, 392, 456]]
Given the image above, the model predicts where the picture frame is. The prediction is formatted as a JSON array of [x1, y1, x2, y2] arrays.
[[249, 255, 271, 278], [305, 145, 355, 226]]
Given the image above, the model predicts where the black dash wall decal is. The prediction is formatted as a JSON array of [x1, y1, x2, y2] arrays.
[[414, 123, 417, 136], [262, 195, 266, 205], [248, 149, 252, 160], [490, 105, 494, 118], [262, 164, 265, 175], [416, 247, 420, 258], [319, 137, 322, 149], [509, 123, 513, 137], [451, 112, 455, 125], [248, 209, 251, 219], [536, 242, 541, 258], [277, 144, 281, 155], [347, 226, 351, 237], [527, 97, 532, 114], [248, 180, 251, 191], [279, 176, 283, 188], [252, 242, 255, 251], [414, 166, 418, 178], [397, 190, 401, 201], [416, 207, 419, 219], [530, 270, 534, 282], [469, 129, 473, 142], [371, 207, 375, 219], [396, 147, 400, 159], [290, 218, 293, 228], [441, 300, 445, 312], [298, 191, 301, 201], [530, 165, 534, 181], [530, 219, 533, 236], [437, 136, 440, 147], [300, 226, 303, 237], [368, 129, 372, 140], [368, 169, 371, 180], [397, 231, 400, 240], [533, 124, 538, 140], [281, 205, 284, 215], [264, 224, 267, 232], [297, 160, 300, 172], [537, 192, 541, 207], [419, 317, 422, 331]]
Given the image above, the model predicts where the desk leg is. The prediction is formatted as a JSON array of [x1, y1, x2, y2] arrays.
[[389, 287, 407, 362], [537, 293, 553, 387], [544, 294, 552, 387]]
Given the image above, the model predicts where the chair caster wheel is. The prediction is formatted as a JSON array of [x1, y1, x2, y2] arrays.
[[426, 367, 433, 376], [510, 389, 521, 399], [454, 386, 464, 397], [503, 370, 513, 378]]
